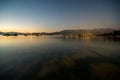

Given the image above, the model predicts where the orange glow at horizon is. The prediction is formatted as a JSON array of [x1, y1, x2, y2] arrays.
[[0, 27, 57, 33], [0, 27, 41, 33], [0, 28, 54, 33], [0, 23, 55, 33]]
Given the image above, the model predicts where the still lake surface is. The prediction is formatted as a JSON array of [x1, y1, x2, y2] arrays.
[[0, 36, 120, 80]]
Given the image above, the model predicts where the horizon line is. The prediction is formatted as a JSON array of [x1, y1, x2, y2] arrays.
[[0, 28, 120, 33]]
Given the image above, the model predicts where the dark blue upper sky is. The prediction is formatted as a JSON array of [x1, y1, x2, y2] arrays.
[[0, 0, 119, 32]]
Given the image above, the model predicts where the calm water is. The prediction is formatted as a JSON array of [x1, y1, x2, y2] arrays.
[[0, 36, 120, 80]]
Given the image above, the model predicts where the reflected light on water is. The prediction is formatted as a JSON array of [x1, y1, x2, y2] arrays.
[[0, 36, 53, 47], [0, 36, 120, 80]]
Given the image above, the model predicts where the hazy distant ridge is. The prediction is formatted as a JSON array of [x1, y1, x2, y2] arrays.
[[58, 29, 116, 35], [0, 28, 118, 35]]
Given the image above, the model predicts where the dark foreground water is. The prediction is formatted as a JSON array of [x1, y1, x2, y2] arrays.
[[0, 36, 120, 80]]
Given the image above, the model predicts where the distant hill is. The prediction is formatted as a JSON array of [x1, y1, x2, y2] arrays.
[[89, 29, 116, 35], [0, 28, 118, 36], [1, 32, 24, 36], [56, 29, 116, 35], [30, 28, 117, 35]]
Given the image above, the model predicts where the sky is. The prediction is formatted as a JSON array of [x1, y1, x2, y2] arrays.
[[0, 0, 120, 32]]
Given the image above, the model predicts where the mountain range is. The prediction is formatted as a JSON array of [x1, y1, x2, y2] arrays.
[[0, 28, 119, 35]]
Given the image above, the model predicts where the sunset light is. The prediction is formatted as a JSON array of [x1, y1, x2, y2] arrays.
[[0, 0, 120, 80]]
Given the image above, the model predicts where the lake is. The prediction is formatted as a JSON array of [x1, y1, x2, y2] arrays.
[[0, 36, 120, 80]]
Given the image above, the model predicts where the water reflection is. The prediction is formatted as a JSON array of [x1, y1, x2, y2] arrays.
[[0, 36, 120, 80]]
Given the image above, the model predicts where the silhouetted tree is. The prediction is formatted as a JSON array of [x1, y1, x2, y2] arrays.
[[3, 33, 9, 36]]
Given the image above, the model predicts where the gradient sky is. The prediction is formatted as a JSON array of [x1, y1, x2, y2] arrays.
[[0, 0, 120, 32]]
